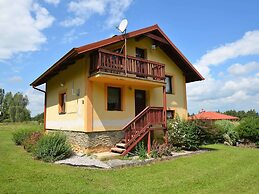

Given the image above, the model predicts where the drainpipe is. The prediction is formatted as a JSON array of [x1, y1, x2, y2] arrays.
[[32, 86, 46, 131]]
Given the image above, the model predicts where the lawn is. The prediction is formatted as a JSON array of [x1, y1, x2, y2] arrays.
[[0, 123, 259, 194]]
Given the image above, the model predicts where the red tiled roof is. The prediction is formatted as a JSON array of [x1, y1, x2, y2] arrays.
[[31, 24, 204, 87], [189, 111, 239, 120]]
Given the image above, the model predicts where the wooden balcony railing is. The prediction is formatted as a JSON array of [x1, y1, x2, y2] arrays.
[[90, 49, 165, 81]]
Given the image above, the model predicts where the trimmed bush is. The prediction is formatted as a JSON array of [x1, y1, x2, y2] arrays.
[[33, 133, 72, 162], [237, 117, 259, 142], [168, 117, 202, 150], [12, 129, 36, 145]]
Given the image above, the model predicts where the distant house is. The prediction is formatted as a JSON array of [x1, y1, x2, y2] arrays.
[[31, 24, 203, 155], [189, 110, 239, 124]]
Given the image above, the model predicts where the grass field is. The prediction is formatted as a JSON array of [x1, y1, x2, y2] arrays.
[[0, 123, 259, 194]]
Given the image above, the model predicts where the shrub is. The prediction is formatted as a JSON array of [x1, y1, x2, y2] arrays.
[[237, 117, 259, 142], [12, 129, 36, 145], [214, 120, 239, 146], [256, 141, 259, 148], [33, 133, 72, 162], [168, 117, 202, 150], [151, 140, 173, 158], [134, 141, 147, 160], [23, 131, 43, 152]]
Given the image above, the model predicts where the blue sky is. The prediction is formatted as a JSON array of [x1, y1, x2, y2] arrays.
[[1, 0, 259, 115]]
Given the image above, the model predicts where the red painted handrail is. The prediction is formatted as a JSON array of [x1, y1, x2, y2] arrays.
[[121, 106, 165, 155], [90, 49, 165, 81]]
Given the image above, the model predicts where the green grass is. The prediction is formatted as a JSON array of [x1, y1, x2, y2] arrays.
[[0, 123, 259, 194]]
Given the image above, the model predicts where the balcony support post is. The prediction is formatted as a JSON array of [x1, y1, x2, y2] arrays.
[[147, 130, 151, 154], [163, 85, 168, 144]]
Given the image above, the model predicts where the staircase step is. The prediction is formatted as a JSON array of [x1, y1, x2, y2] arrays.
[[116, 143, 126, 148], [111, 147, 125, 154]]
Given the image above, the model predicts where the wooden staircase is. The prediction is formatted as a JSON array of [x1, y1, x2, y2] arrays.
[[111, 106, 166, 156]]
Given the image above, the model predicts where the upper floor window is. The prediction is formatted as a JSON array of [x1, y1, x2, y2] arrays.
[[136, 48, 146, 59], [107, 87, 122, 111], [165, 76, 173, 94], [59, 92, 66, 114]]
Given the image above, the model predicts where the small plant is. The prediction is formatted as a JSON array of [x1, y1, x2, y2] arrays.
[[134, 141, 147, 160], [23, 131, 43, 152], [151, 140, 173, 158], [33, 133, 72, 162], [12, 129, 36, 145], [256, 141, 259, 148]]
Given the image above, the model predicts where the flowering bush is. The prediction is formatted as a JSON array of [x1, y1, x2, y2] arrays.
[[168, 117, 202, 150]]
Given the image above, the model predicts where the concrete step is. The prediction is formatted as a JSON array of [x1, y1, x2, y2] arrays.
[[116, 143, 126, 148], [111, 147, 125, 154]]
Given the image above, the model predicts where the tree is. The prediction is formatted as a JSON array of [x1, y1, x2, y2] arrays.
[[32, 113, 44, 124], [2, 92, 13, 121], [0, 91, 31, 122], [0, 88, 5, 121]]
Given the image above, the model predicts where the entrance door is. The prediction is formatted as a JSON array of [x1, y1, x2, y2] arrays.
[[135, 90, 146, 116]]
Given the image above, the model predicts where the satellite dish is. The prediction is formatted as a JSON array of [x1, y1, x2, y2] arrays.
[[118, 19, 128, 33]]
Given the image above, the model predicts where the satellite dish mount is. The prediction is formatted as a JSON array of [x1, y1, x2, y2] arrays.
[[117, 19, 128, 75]]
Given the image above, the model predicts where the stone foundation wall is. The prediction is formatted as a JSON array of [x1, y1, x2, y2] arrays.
[[46, 129, 124, 149]]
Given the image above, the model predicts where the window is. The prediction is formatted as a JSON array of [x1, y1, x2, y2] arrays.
[[167, 110, 175, 119], [107, 87, 121, 111], [136, 48, 145, 59], [59, 92, 66, 114], [165, 76, 173, 94]]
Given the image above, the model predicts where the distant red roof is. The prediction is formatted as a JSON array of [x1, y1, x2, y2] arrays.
[[189, 111, 239, 121]]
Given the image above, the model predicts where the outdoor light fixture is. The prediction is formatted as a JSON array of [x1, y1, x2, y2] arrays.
[[151, 44, 157, 50]]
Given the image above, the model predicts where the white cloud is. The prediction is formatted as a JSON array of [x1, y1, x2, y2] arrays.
[[62, 29, 89, 43], [26, 87, 44, 116], [196, 30, 259, 67], [187, 30, 259, 113], [0, 0, 54, 60], [227, 61, 259, 75], [61, 0, 133, 27], [44, 0, 60, 6], [8, 76, 23, 83]]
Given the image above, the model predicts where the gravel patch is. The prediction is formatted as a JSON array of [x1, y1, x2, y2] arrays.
[[55, 155, 111, 169], [55, 149, 208, 169]]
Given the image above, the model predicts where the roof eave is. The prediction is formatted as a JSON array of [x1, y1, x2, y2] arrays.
[[30, 48, 78, 87]]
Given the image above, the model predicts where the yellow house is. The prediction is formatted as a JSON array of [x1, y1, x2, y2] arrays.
[[31, 24, 203, 155]]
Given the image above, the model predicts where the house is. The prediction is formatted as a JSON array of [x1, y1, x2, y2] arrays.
[[189, 110, 239, 124], [31, 24, 204, 155]]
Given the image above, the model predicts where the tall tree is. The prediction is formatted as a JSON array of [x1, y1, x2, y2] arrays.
[[0, 88, 5, 121], [1, 91, 31, 122]]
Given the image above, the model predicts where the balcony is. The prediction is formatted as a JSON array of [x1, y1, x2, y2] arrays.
[[90, 49, 165, 82]]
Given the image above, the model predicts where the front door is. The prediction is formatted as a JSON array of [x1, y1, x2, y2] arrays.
[[135, 90, 146, 116]]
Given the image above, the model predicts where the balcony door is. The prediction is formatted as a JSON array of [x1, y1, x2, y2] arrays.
[[136, 48, 146, 77], [135, 90, 146, 116]]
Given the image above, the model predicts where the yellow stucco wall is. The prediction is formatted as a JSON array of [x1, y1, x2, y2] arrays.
[[46, 57, 86, 131], [126, 38, 187, 119], [45, 36, 188, 132]]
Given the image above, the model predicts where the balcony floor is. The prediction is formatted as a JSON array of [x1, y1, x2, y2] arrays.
[[89, 72, 165, 88]]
